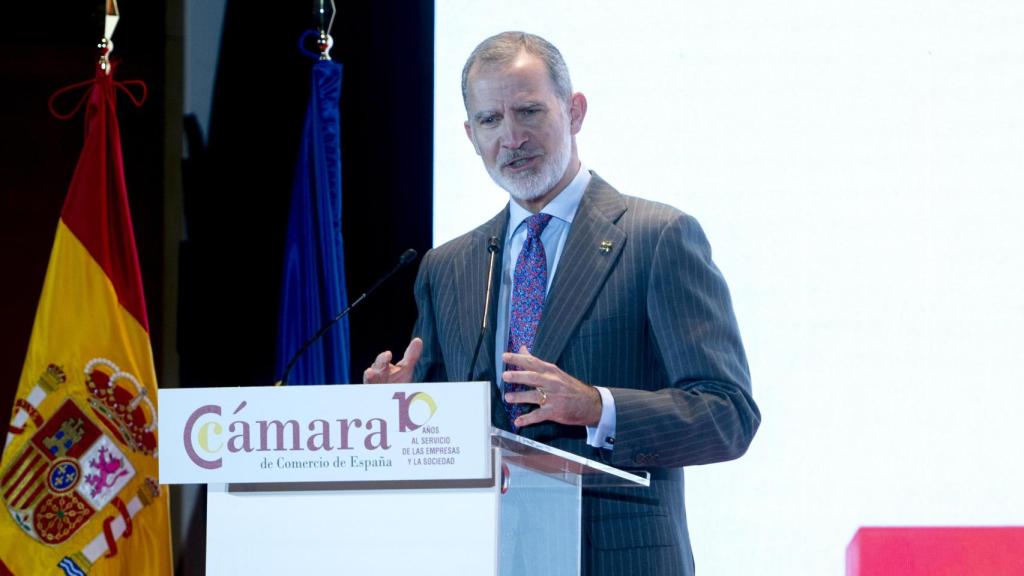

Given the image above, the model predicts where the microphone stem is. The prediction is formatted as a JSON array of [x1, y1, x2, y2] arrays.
[[279, 249, 416, 386], [467, 237, 500, 381]]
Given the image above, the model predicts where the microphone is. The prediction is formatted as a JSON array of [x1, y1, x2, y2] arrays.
[[466, 236, 501, 381], [278, 248, 418, 386]]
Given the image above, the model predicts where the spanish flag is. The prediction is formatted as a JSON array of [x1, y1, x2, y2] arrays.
[[0, 66, 172, 575]]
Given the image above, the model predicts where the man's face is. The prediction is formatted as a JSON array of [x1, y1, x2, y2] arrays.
[[464, 52, 581, 205]]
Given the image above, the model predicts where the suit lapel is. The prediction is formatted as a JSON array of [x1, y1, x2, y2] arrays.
[[456, 208, 509, 383], [533, 175, 627, 364]]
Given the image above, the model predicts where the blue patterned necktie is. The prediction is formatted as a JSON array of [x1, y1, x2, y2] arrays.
[[504, 213, 553, 428]]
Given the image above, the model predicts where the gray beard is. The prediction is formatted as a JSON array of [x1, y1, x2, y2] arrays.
[[487, 131, 572, 202]]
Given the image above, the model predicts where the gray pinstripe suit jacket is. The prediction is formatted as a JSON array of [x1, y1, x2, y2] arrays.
[[412, 173, 760, 576]]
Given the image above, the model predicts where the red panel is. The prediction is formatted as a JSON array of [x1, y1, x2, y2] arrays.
[[847, 527, 1024, 576]]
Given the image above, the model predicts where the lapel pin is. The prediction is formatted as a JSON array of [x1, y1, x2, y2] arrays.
[[599, 240, 613, 254]]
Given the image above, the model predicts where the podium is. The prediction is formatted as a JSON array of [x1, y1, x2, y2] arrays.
[[159, 383, 648, 576]]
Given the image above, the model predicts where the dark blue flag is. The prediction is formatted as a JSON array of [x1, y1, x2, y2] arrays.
[[275, 59, 350, 384]]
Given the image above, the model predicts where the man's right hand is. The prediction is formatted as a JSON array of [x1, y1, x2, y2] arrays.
[[362, 337, 423, 384]]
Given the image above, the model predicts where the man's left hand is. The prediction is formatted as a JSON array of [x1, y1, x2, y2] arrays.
[[502, 346, 603, 429]]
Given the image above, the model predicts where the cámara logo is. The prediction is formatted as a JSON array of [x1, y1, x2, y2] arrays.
[[183, 391, 437, 469]]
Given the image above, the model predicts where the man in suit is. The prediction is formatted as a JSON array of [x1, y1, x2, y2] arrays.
[[365, 31, 760, 576]]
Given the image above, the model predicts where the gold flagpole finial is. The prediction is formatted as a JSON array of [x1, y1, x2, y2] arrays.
[[99, 0, 120, 74], [316, 0, 337, 60]]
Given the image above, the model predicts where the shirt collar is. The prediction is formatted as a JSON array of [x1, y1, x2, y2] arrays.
[[507, 163, 591, 236]]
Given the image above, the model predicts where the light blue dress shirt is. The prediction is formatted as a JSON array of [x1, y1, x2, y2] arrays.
[[495, 165, 616, 449]]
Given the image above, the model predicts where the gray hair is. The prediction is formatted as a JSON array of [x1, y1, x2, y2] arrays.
[[461, 31, 573, 110]]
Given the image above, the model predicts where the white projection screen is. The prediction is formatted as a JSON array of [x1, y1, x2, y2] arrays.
[[433, 2, 1024, 574]]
